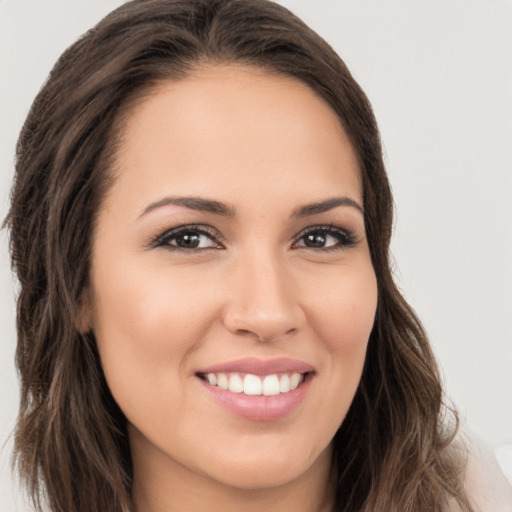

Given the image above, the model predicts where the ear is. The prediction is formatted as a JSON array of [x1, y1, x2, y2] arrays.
[[74, 287, 94, 334]]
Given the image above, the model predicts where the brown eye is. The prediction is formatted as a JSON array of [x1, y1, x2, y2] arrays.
[[172, 231, 203, 249], [303, 232, 328, 248], [294, 227, 355, 250], [154, 226, 222, 251]]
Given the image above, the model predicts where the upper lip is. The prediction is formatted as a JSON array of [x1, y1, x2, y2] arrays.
[[196, 357, 315, 376]]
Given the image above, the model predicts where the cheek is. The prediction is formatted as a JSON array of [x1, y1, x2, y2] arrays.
[[308, 263, 378, 350], [89, 258, 222, 418], [306, 262, 377, 412], [92, 255, 220, 350]]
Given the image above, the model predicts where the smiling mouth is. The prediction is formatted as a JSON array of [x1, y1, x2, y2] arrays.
[[196, 371, 312, 396]]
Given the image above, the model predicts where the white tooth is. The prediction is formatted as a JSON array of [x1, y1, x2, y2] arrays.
[[228, 373, 243, 393], [217, 373, 229, 390], [289, 372, 301, 390], [207, 373, 218, 386], [243, 374, 262, 395], [262, 374, 280, 396], [279, 374, 290, 393]]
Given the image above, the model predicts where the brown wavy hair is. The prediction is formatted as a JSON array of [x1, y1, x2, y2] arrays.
[[5, 0, 474, 511]]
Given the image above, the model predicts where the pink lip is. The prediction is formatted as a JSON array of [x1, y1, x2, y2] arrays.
[[196, 357, 315, 376], [196, 358, 315, 422], [198, 376, 313, 422]]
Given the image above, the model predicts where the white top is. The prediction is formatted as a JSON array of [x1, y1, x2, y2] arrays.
[[447, 433, 512, 511]]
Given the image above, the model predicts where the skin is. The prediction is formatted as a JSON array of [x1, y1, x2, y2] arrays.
[[88, 65, 378, 512]]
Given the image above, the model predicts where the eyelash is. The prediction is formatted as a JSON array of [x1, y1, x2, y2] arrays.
[[152, 225, 223, 252], [294, 225, 357, 252], [151, 224, 357, 253]]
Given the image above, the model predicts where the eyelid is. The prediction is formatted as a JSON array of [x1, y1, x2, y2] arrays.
[[149, 223, 357, 252], [291, 224, 357, 250], [151, 224, 224, 250]]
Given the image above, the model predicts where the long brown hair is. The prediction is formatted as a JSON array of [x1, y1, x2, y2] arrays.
[[5, 1, 473, 510]]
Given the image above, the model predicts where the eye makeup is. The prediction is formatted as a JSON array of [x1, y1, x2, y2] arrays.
[[150, 224, 224, 252], [292, 225, 357, 252], [148, 222, 358, 254]]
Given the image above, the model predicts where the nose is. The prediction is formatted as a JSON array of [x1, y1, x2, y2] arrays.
[[223, 249, 305, 343]]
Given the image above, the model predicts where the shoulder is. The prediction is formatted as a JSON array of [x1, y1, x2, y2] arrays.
[[446, 431, 512, 512]]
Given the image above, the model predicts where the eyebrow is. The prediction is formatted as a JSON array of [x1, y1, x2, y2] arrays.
[[138, 195, 363, 219], [139, 196, 236, 219], [292, 197, 364, 217]]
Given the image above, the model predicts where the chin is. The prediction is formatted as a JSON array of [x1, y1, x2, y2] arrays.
[[212, 463, 305, 490], [201, 442, 332, 491]]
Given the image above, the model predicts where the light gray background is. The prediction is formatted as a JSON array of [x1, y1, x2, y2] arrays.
[[1, 1, 511, 510]]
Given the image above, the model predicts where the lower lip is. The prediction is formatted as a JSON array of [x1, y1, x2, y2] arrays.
[[198, 375, 313, 422]]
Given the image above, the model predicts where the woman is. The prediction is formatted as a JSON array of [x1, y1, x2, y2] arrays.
[[3, 0, 511, 511]]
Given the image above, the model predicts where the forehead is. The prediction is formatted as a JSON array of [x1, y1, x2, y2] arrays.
[[108, 64, 361, 216]]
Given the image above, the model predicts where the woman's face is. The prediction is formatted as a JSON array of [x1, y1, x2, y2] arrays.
[[89, 65, 377, 494]]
